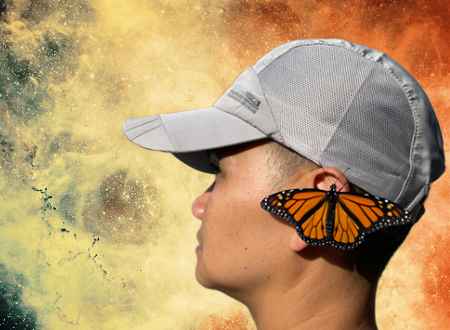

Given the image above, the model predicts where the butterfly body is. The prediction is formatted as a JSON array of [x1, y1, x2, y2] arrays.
[[324, 185, 338, 238], [260, 184, 414, 250]]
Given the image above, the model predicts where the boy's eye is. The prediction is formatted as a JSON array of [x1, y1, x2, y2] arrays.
[[211, 163, 221, 174], [208, 150, 222, 173]]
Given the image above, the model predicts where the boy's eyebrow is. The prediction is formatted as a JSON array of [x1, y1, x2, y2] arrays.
[[208, 144, 240, 168]]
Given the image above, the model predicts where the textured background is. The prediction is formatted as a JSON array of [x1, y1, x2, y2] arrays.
[[0, 0, 448, 329]]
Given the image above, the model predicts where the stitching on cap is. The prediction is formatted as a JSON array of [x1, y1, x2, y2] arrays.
[[253, 41, 304, 74], [228, 89, 260, 113], [250, 66, 282, 141], [320, 65, 376, 157], [126, 121, 163, 141], [160, 115, 177, 150], [257, 42, 305, 76], [125, 117, 161, 132], [377, 62, 418, 203]]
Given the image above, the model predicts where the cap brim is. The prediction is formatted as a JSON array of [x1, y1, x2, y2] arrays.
[[122, 106, 269, 173]]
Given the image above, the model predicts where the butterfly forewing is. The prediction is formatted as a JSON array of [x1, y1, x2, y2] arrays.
[[338, 194, 379, 229], [261, 189, 326, 225], [338, 192, 407, 227]]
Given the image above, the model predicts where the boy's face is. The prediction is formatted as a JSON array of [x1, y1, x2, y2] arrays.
[[191, 139, 299, 294]]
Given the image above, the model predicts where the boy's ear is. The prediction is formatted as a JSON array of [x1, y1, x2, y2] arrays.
[[311, 167, 350, 192], [285, 166, 351, 253]]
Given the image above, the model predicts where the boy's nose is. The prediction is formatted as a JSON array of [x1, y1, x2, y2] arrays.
[[191, 181, 215, 220]]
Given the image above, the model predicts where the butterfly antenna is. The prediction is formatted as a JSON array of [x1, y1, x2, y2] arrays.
[[337, 181, 350, 192], [336, 167, 352, 192]]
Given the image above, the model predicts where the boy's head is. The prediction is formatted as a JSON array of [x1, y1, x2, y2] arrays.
[[190, 138, 352, 296], [189, 137, 415, 299], [123, 38, 445, 296]]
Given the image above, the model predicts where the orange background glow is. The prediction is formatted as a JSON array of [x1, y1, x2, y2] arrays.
[[0, 1, 448, 329]]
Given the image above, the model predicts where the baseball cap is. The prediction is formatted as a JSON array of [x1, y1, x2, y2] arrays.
[[122, 38, 445, 217]]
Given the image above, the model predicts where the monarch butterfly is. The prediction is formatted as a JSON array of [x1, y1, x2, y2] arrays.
[[260, 184, 414, 250]]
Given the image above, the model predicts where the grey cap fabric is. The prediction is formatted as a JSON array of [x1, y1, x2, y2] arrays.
[[123, 38, 445, 215]]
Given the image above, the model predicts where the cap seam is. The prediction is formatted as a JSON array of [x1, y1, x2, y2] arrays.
[[319, 65, 376, 160], [253, 40, 306, 74], [160, 115, 178, 151], [213, 104, 268, 137], [377, 60, 418, 204], [256, 43, 303, 76], [256, 40, 376, 76], [250, 66, 283, 142]]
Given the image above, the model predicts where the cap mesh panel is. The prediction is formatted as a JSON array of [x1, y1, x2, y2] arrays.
[[258, 45, 374, 162]]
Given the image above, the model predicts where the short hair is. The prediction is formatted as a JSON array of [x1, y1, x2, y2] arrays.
[[263, 139, 320, 191], [263, 140, 420, 282]]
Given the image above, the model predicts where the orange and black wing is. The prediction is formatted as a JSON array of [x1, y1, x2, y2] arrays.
[[260, 188, 331, 246], [331, 192, 413, 250], [261, 187, 414, 250]]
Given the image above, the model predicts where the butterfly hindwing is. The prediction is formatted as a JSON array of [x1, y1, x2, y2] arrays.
[[295, 197, 330, 246], [332, 201, 362, 247]]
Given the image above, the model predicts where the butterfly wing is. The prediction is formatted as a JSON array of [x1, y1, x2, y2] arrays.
[[260, 188, 331, 246], [261, 187, 413, 250], [330, 192, 413, 250], [330, 201, 365, 249], [295, 197, 330, 246]]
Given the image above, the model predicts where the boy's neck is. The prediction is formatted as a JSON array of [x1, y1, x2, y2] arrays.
[[245, 260, 378, 330]]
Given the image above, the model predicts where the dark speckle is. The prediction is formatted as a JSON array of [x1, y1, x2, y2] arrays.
[[0, 1, 7, 16], [0, 263, 40, 329]]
